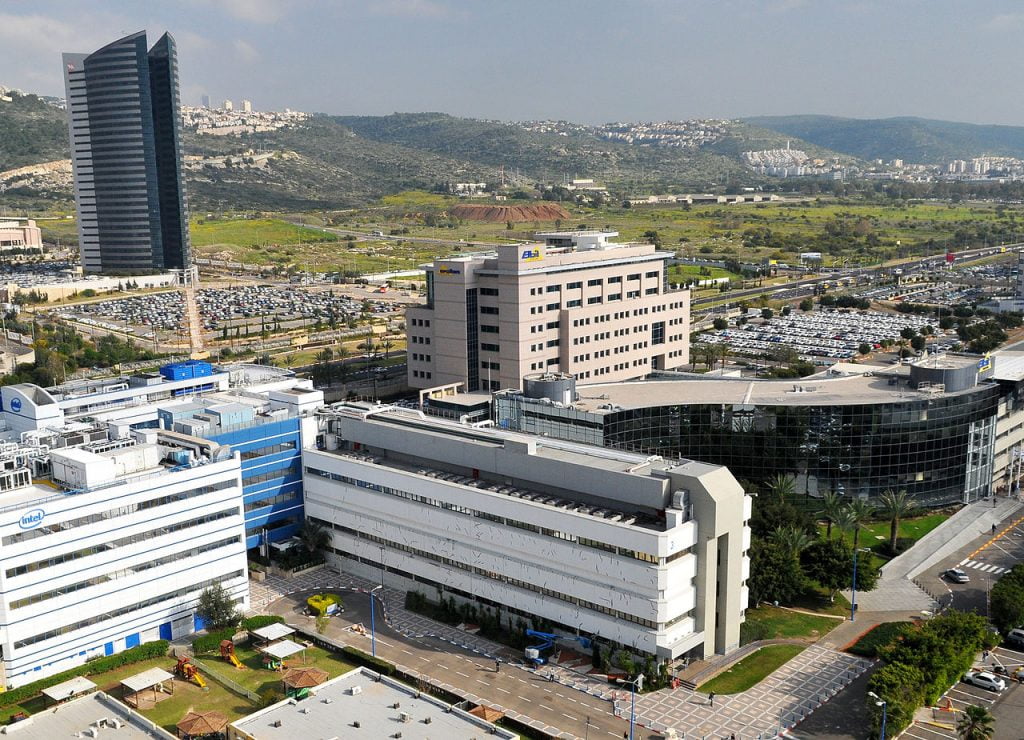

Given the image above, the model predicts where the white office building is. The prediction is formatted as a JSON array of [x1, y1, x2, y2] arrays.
[[304, 403, 751, 660], [0, 430, 247, 687]]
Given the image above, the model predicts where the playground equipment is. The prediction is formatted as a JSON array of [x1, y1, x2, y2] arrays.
[[220, 640, 245, 670], [174, 656, 207, 688], [524, 630, 591, 666], [261, 654, 284, 671]]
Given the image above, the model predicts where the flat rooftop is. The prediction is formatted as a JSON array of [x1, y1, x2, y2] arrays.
[[4, 691, 174, 738], [230, 667, 517, 739], [566, 371, 981, 413]]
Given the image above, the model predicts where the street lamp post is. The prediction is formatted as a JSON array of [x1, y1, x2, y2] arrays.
[[370, 584, 383, 658], [615, 674, 644, 740], [851, 546, 870, 622], [868, 691, 887, 740]]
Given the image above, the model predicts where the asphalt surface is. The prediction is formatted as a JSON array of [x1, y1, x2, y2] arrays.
[[921, 504, 1024, 616], [270, 590, 635, 739]]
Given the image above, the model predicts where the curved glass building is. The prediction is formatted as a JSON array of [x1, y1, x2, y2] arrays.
[[63, 31, 191, 274], [496, 358, 1000, 506]]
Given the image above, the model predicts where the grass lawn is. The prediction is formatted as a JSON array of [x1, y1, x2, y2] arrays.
[[191, 218, 338, 248], [788, 586, 852, 618], [822, 512, 953, 557], [698, 644, 806, 694], [196, 643, 355, 697], [741, 605, 839, 644], [847, 621, 916, 657]]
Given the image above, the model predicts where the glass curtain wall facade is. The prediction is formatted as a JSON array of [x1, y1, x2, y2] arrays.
[[496, 386, 999, 506], [63, 31, 191, 274]]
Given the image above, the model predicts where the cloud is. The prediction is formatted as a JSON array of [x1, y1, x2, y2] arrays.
[[981, 12, 1024, 32], [203, 0, 292, 24], [368, 0, 459, 19], [233, 39, 260, 63]]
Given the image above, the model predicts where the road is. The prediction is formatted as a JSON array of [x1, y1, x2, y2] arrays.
[[921, 504, 1024, 616], [270, 590, 633, 739]]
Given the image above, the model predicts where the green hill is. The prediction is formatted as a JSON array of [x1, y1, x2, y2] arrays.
[[0, 91, 68, 171], [746, 114, 1024, 164]]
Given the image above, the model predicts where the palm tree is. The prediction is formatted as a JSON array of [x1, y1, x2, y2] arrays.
[[957, 704, 995, 740], [766, 474, 797, 501], [877, 489, 913, 554], [771, 525, 813, 559], [818, 491, 843, 540], [845, 498, 875, 553], [298, 520, 332, 563]]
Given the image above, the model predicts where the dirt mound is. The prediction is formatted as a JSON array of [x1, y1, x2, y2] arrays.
[[449, 203, 571, 223]]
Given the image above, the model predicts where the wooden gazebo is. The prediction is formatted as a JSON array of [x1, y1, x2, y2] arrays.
[[177, 710, 228, 739], [282, 666, 329, 691]]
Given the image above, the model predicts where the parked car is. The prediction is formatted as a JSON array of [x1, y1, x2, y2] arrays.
[[944, 568, 970, 584], [1006, 628, 1024, 649], [964, 671, 1007, 692]]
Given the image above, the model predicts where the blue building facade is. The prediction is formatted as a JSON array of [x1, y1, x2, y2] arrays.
[[210, 418, 304, 551]]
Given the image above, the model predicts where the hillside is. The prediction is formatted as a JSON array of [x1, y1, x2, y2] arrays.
[[747, 115, 1024, 164], [0, 92, 68, 171], [333, 112, 757, 188]]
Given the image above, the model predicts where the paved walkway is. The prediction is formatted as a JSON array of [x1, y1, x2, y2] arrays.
[[840, 496, 1022, 613], [627, 645, 872, 738]]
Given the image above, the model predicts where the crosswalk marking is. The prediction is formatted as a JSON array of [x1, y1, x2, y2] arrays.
[[959, 559, 1008, 574]]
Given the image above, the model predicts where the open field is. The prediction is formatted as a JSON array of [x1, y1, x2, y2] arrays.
[[196, 643, 355, 697], [192, 217, 339, 248], [741, 605, 840, 643], [698, 644, 807, 695]]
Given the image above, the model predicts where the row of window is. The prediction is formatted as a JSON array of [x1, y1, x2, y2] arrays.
[[14, 570, 245, 649], [2, 478, 236, 546], [239, 441, 296, 461], [410, 318, 431, 327], [305, 466, 668, 563], [411, 370, 434, 379], [411, 353, 432, 362], [10, 536, 241, 610], [5, 507, 242, 579], [242, 463, 300, 486], [316, 520, 659, 629], [410, 336, 431, 345], [244, 491, 300, 512]]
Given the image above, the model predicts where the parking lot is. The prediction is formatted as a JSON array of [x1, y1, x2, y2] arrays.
[[903, 651, 1024, 740], [56, 285, 403, 335], [696, 309, 943, 361]]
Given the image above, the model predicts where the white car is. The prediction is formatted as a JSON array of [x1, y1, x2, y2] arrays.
[[964, 671, 1007, 692]]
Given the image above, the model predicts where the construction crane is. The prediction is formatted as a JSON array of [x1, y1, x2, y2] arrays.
[[175, 266, 208, 359]]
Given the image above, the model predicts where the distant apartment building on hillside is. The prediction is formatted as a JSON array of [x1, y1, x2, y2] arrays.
[[407, 231, 690, 392]]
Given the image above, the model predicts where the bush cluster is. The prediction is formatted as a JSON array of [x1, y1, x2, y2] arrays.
[[192, 615, 285, 654], [866, 612, 996, 737], [0, 640, 169, 711], [306, 593, 344, 616], [991, 564, 1024, 635]]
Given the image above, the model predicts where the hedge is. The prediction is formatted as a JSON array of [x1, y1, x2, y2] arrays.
[[848, 622, 915, 658], [192, 615, 286, 654], [0, 640, 169, 711], [340, 645, 395, 676], [306, 593, 344, 616]]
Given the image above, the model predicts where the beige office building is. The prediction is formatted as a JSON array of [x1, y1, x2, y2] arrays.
[[407, 231, 690, 391]]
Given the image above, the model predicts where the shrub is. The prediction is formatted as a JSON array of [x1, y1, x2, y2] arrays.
[[0, 641, 169, 711], [192, 615, 284, 653], [307, 592, 344, 616], [848, 621, 915, 657], [341, 646, 395, 676]]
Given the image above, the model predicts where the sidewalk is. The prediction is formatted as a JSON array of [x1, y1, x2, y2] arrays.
[[841, 496, 1022, 613]]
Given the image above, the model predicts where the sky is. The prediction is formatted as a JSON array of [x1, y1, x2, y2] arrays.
[[2, 0, 1023, 126]]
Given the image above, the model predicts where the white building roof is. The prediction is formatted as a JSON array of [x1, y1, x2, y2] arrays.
[[3, 692, 174, 738], [120, 667, 174, 694], [251, 623, 295, 642], [41, 675, 97, 702], [262, 639, 305, 660]]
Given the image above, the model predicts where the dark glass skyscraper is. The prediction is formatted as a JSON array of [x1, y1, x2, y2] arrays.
[[63, 31, 191, 274]]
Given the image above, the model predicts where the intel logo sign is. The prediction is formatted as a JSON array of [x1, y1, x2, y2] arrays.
[[18, 509, 44, 530], [9, 398, 21, 413]]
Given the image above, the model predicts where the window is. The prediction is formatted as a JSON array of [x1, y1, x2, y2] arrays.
[[567, 281, 582, 289], [628, 273, 641, 280], [480, 287, 499, 296], [546, 321, 560, 330], [608, 276, 622, 284], [480, 342, 500, 352], [646, 270, 659, 278], [546, 302, 560, 311], [588, 296, 602, 305], [546, 285, 561, 293], [481, 361, 500, 370], [587, 278, 602, 287], [481, 325, 499, 333], [646, 287, 659, 295], [566, 299, 582, 308], [480, 306, 499, 315]]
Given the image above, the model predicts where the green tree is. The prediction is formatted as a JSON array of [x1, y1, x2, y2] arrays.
[[799, 298, 814, 312], [866, 662, 926, 737], [858, 342, 871, 355], [298, 520, 332, 562], [766, 474, 797, 501], [761, 308, 774, 320], [877, 489, 913, 554], [712, 318, 728, 330], [818, 490, 844, 539], [771, 525, 813, 559], [990, 564, 1024, 634], [802, 538, 876, 602], [957, 704, 995, 740], [844, 498, 875, 553], [748, 541, 805, 605], [196, 583, 240, 630], [910, 335, 926, 352]]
